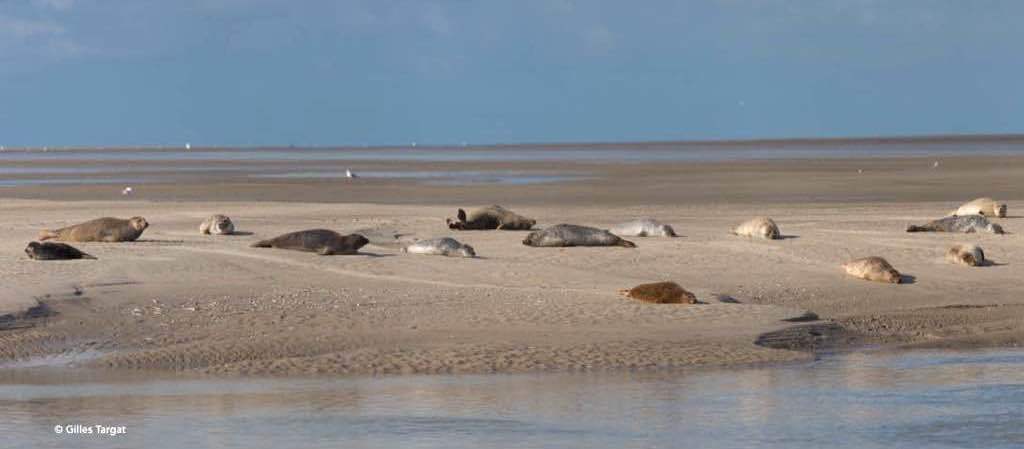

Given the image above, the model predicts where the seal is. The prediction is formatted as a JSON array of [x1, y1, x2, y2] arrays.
[[842, 256, 902, 284], [952, 198, 1007, 218], [609, 218, 677, 237], [199, 214, 235, 235], [732, 217, 781, 240], [24, 242, 96, 260], [946, 244, 986, 267], [522, 224, 636, 248], [447, 205, 536, 230], [401, 237, 476, 258], [38, 217, 149, 242], [250, 229, 369, 255], [619, 281, 697, 304], [906, 215, 1004, 234]]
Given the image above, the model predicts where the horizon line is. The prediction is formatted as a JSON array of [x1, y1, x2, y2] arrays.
[[4, 132, 1024, 152]]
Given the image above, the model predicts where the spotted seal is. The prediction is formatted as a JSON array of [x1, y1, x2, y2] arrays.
[[952, 198, 1007, 218], [39, 217, 149, 242], [447, 205, 536, 230], [199, 214, 235, 235], [609, 218, 677, 237], [401, 237, 476, 258], [24, 242, 96, 260], [251, 229, 369, 255], [522, 224, 636, 248], [842, 257, 902, 284], [620, 281, 697, 304], [732, 217, 780, 240], [946, 244, 986, 267], [906, 215, 1004, 234]]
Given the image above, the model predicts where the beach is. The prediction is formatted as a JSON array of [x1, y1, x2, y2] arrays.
[[1, 149, 1023, 375]]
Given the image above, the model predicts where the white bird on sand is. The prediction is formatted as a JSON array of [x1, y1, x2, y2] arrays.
[[345, 169, 357, 179], [122, 186, 134, 195], [185, 142, 192, 150]]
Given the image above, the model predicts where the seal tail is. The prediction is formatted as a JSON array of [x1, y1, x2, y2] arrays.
[[619, 239, 637, 248], [80, 252, 97, 260], [905, 225, 925, 233], [250, 239, 272, 248], [38, 229, 59, 241]]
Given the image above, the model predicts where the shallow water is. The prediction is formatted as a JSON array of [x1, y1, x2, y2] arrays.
[[1, 349, 1022, 448]]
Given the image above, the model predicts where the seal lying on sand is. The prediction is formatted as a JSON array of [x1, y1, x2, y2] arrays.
[[842, 257, 902, 284], [946, 244, 986, 267], [609, 218, 677, 237], [522, 224, 636, 248], [251, 229, 369, 255], [402, 237, 476, 258], [620, 281, 697, 304], [733, 217, 781, 240], [39, 217, 149, 242], [24, 242, 96, 260], [952, 197, 1007, 218], [199, 214, 235, 235], [447, 205, 536, 230], [906, 215, 1004, 234]]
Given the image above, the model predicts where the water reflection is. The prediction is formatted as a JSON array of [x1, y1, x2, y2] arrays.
[[1, 349, 1022, 448]]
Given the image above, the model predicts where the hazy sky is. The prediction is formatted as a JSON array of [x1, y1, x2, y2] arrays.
[[1, 0, 1022, 147]]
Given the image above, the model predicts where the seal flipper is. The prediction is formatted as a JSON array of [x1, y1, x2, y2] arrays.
[[80, 252, 97, 260], [38, 229, 59, 241], [618, 239, 637, 248], [250, 239, 273, 248]]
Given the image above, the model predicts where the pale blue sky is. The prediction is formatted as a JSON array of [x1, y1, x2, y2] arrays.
[[1, 0, 1022, 147]]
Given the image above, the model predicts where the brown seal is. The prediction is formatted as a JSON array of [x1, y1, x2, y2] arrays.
[[842, 257, 902, 283], [447, 205, 536, 230], [946, 244, 986, 267], [39, 217, 149, 242], [620, 281, 697, 304]]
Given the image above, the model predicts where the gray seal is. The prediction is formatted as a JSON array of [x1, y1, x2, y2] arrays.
[[251, 229, 369, 255], [402, 237, 476, 257], [906, 215, 1004, 234], [609, 218, 677, 237], [200, 214, 235, 235], [25, 242, 96, 260], [39, 217, 148, 242], [447, 205, 536, 230], [522, 224, 636, 248]]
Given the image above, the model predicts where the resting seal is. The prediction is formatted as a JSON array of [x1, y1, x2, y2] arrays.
[[200, 214, 235, 235], [733, 217, 781, 240], [25, 242, 96, 260], [522, 224, 636, 248], [620, 281, 697, 304], [39, 217, 149, 242], [609, 218, 677, 237], [447, 205, 536, 230], [952, 198, 1007, 218], [946, 244, 986, 267], [251, 229, 369, 255], [906, 215, 1004, 234], [842, 257, 902, 284], [402, 237, 476, 258]]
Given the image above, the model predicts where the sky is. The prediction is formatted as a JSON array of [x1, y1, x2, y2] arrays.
[[1, 0, 1023, 147]]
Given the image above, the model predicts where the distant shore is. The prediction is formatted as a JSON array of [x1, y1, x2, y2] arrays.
[[1, 153, 1022, 376]]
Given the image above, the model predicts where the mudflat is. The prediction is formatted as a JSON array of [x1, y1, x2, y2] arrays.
[[1, 154, 1022, 375]]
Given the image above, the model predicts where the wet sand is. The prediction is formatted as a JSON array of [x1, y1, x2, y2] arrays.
[[1, 154, 1022, 375]]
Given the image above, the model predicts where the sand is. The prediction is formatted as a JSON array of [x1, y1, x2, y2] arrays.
[[1, 154, 1022, 375]]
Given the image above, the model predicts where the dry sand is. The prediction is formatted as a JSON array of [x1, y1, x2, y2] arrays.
[[1, 155, 1022, 375]]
